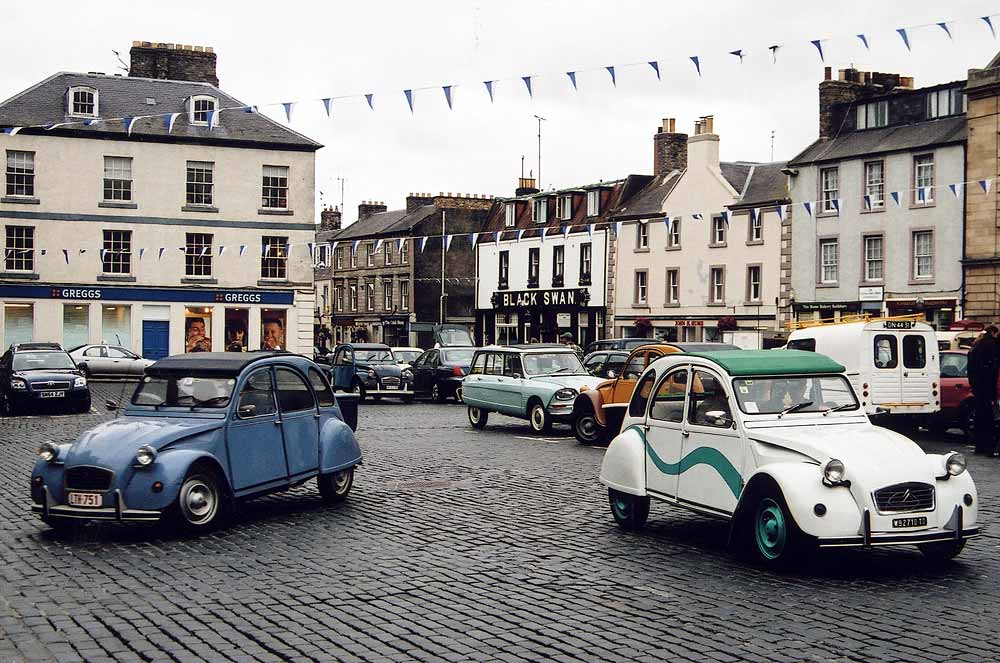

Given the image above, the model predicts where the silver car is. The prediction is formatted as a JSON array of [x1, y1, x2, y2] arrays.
[[68, 344, 155, 378]]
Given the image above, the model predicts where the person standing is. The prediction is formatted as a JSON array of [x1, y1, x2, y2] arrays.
[[967, 325, 999, 454], [560, 332, 584, 359]]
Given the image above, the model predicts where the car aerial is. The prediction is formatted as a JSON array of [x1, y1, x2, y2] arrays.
[[599, 350, 978, 567], [30, 351, 361, 532], [68, 344, 156, 378], [391, 346, 425, 370], [584, 337, 656, 354], [573, 342, 738, 445], [582, 350, 630, 380], [462, 344, 604, 433], [327, 343, 413, 403], [0, 342, 91, 415], [933, 349, 1000, 439], [411, 347, 475, 402]]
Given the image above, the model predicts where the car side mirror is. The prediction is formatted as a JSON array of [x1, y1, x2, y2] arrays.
[[238, 404, 257, 417], [607, 370, 617, 378], [704, 410, 733, 428], [104, 399, 119, 411], [78, 363, 88, 371]]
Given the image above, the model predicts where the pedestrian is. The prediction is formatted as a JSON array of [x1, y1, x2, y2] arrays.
[[967, 324, 1000, 455], [560, 332, 584, 359]]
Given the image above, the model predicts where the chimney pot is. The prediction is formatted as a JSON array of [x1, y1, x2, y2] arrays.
[[824, 66, 832, 81]]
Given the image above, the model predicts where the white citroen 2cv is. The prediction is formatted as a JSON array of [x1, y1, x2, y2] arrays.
[[599, 350, 978, 566]]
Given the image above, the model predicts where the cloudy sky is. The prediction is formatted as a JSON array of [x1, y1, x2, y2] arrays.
[[3, 0, 999, 225]]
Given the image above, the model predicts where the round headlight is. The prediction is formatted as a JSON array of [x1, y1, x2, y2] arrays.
[[11, 378, 26, 390], [823, 458, 846, 484], [367, 369, 376, 378], [38, 441, 58, 463], [401, 369, 413, 381], [946, 452, 966, 477], [135, 445, 157, 467]]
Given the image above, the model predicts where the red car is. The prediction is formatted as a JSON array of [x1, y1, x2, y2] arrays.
[[935, 350, 1000, 438]]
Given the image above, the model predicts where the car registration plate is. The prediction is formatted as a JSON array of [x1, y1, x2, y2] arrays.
[[892, 516, 927, 528], [385, 384, 398, 390], [39, 391, 64, 399], [68, 492, 102, 508]]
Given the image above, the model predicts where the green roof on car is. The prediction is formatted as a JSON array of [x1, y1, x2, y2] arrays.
[[676, 349, 846, 376]]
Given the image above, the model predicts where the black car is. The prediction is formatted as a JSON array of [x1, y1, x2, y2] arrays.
[[412, 347, 476, 402], [328, 343, 413, 403], [0, 343, 91, 415], [584, 337, 656, 354], [582, 350, 629, 379]]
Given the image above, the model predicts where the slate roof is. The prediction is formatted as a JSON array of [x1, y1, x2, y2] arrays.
[[612, 162, 754, 221], [0, 72, 321, 150], [788, 116, 965, 167], [720, 162, 755, 193], [729, 161, 789, 209], [329, 205, 436, 241]]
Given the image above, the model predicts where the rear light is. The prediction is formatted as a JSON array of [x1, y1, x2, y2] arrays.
[[932, 382, 937, 388], [932, 390, 938, 397], [863, 391, 869, 397], [862, 383, 869, 390], [452, 366, 464, 377]]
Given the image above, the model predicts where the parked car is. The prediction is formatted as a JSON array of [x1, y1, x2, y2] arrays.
[[327, 343, 414, 403], [433, 324, 475, 348], [933, 349, 1000, 439], [599, 349, 978, 566], [392, 347, 425, 370], [583, 350, 629, 379], [30, 352, 361, 532], [584, 338, 656, 355], [0, 343, 91, 415], [462, 344, 604, 433], [412, 347, 475, 402], [573, 342, 738, 444], [69, 344, 155, 378]]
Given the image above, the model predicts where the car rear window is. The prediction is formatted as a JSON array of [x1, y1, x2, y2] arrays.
[[902, 335, 926, 369], [874, 335, 898, 369], [787, 338, 815, 352]]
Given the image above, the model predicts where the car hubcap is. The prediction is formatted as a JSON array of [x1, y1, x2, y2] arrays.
[[611, 493, 629, 519], [755, 499, 786, 560], [578, 416, 597, 440], [470, 408, 481, 423], [182, 479, 217, 523], [532, 407, 544, 429], [334, 469, 351, 494]]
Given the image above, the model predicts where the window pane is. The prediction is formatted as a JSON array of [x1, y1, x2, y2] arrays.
[[628, 372, 656, 417], [186, 161, 214, 205], [102, 305, 131, 347], [276, 368, 315, 412], [5, 225, 34, 271], [874, 335, 898, 369], [239, 369, 276, 416], [902, 336, 926, 369], [650, 369, 688, 422], [4, 303, 32, 346], [309, 368, 335, 407], [688, 371, 731, 427], [261, 165, 289, 208], [63, 305, 89, 349]]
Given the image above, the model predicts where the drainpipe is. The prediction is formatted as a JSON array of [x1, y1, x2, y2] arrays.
[[440, 209, 447, 324]]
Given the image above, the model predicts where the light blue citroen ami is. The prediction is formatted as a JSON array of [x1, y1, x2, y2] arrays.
[[463, 344, 604, 433], [30, 352, 361, 532]]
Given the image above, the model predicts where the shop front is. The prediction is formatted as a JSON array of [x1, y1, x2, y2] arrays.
[[0, 283, 300, 358], [792, 301, 862, 325], [380, 315, 410, 346], [886, 297, 958, 330], [478, 288, 605, 347]]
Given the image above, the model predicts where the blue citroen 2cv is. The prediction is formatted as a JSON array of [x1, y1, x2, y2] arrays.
[[30, 352, 362, 532]]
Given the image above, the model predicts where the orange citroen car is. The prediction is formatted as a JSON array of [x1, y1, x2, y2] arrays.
[[572, 342, 738, 444]]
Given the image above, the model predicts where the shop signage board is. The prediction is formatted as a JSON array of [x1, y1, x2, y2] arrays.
[[859, 286, 884, 302], [0, 284, 295, 306], [492, 288, 589, 309], [674, 320, 704, 327]]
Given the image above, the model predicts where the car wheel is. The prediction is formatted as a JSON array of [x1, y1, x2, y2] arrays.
[[468, 406, 488, 429], [318, 466, 355, 503], [351, 380, 366, 403], [528, 401, 551, 434], [73, 398, 92, 415], [172, 469, 226, 532], [574, 410, 605, 445], [749, 491, 801, 568], [431, 383, 446, 403], [608, 488, 649, 531], [918, 540, 966, 563]]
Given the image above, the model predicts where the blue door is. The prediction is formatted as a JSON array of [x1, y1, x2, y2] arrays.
[[142, 321, 169, 360], [228, 368, 289, 492], [274, 367, 320, 480]]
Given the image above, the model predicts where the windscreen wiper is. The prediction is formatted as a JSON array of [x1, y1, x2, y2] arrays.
[[778, 401, 813, 418]]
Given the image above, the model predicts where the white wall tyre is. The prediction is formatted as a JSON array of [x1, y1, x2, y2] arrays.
[[608, 488, 649, 531], [468, 406, 488, 429], [528, 401, 551, 434], [318, 466, 355, 503]]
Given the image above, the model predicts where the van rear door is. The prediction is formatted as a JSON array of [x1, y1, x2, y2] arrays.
[[870, 332, 903, 404], [900, 333, 933, 406]]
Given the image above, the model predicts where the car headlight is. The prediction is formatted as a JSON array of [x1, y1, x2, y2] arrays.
[[38, 441, 58, 463], [945, 452, 966, 477], [11, 378, 26, 390], [554, 388, 577, 400], [135, 445, 157, 467], [401, 369, 413, 381], [822, 458, 847, 485], [367, 369, 376, 379], [74, 376, 87, 388]]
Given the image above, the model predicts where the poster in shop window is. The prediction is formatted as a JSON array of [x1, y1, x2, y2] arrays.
[[261, 309, 286, 350], [184, 308, 212, 353], [225, 309, 249, 352]]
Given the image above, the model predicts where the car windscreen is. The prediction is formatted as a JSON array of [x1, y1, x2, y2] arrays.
[[436, 328, 474, 346], [132, 375, 236, 408], [731, 375, 859, 415], [522, 352, 586, 376], [12, 351, 77, 371], [355, 350, 394, 363], [394, 351, 422, 363], [442, 349, 475, 364]]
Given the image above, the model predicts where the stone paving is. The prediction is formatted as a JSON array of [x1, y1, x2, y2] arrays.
[[1, 383, 999, 662]]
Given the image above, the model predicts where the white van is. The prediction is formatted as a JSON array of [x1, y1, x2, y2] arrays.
[[787, 318, 940, 420]]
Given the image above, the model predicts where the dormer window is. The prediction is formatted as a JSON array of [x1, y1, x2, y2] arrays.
[[504, 202, 516, 227], [556, 195, 572, 221], [927, 88, 965, 119], [856, 101, 888, 130], [532, 198, 547, 224], [67, 86, 98, 117], [189, 95, 217, 126], [587, 190, 600, 216]]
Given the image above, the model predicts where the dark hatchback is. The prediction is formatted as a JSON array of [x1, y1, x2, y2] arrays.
[[412, 347, 476, 402], [0, 343, 91, 415]]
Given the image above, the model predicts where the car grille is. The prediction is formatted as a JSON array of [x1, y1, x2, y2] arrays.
[[32, 380, 71, 391], [381, 377, 401, 387], [65, 466, 113, 491], [873, 482, 935, 513]]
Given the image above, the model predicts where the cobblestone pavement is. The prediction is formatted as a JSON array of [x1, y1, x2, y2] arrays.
[[1, 383, 999, 663]]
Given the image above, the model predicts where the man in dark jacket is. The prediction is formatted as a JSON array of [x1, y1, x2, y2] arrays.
[[967, 325, 999, 454]]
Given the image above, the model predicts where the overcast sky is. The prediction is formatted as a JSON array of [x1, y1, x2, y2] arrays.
[[4, 0, 1000, 225]]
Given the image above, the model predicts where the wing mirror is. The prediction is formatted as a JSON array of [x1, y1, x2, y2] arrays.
[[606, 370, 617, 378], [704, 410, 734, 428], [104, 399, 119, 411], [78, 363, 88, 371], [238, 404, 257, 417]]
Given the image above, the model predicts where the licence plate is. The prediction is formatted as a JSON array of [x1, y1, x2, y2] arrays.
[[385, 384, 398, 390], [39, 391, 64, 399], [892, 516, 927, 528], [68, 492, 102, 508]]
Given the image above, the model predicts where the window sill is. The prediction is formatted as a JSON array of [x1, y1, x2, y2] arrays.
[[663, 302, 681, 308], [97, 274, 137, 283], [909, 203, 936, 210], [632, 303, 651, 309], [634, 247, 650, 253], [182, 277, 218, 285], [743, 300, 764, 307], [257, 279, 289, 286], [665, 245, 682, 252], [181, 205, 219, 213], [552, 281, 565, 288], [745, 240, 764, 247], [706, 302, 728, 307], [815, 282, 840, 288], [708, 242, 728, 249], [0, 272, 39, 280], [908, 278, 936, 286], [816, 212, 839, 219], [579, 279, 592, 287], [258, 208, 294, 216], [859, 280, 884, 287], [860, 207, 886, 215], [99, 201, 138, 210], [527, 282, 539, 289], [1, 196, 40, 205], [497, 284, 509, 291]]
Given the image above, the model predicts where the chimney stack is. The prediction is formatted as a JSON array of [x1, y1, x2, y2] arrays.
[[129, 41, 219, 86], [515, 177, 539, 196], [320, 205, 342, 231], [358, 200, 388, 220], [688, 116, 720, 169], [406, 192, 434, 213], [653, 118, 688, 176], [818, 68, 912, 139]]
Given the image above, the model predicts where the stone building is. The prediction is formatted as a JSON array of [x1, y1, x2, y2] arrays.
[[313, 205, 342, 348], [0, 41, 321, 356]]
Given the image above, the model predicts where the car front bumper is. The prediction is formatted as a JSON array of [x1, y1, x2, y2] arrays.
[[548, 400, 576, 420], [817, 504, 979, 548], [31, 485, 161, 522], [12, 388, 90, 407]]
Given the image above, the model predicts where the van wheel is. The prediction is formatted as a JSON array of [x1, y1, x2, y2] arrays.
[[608, 489, 649, 531], [528, 401, 551, 434], [574, 410, 605, 445], [747, 490, 801, 568], [318, 466, 354, 503], [918, 540, 966, 563], [468, 406, 488, 429]]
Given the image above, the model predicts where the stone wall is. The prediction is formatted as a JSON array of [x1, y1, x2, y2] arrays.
[[129, 42, 218, 86], [964, 67, 1000, 321]]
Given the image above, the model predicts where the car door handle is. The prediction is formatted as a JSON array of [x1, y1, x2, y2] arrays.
[[274, 419, 283, 426], [681, 430, 690, 437]]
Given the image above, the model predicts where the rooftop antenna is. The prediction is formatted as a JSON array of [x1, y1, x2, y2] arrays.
[[533, 115, 547, 188], [111, 49, 129, 73], [521, 155, 525, 179], [336, 176, 346, 211], [770, 130, 775, 162]]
